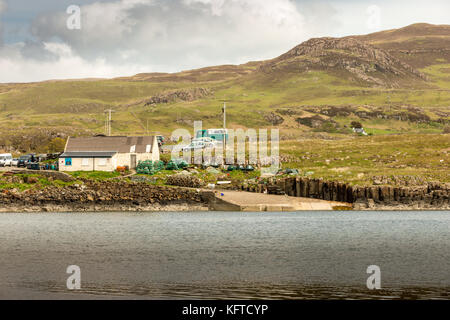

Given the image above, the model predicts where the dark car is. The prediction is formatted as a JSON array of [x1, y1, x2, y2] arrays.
[[18, 154, 38, 168], [17, 155, 31, 168], [156, 135, 165, 147]]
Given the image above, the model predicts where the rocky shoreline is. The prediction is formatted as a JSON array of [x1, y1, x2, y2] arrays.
[[0, 181, 210, 213], [239, 177, 450, 211], [0, 177, 449, 212]]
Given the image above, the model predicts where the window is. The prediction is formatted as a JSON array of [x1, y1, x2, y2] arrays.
[[146, 144, 151, 153], [65, 158, 72, 166], [130, 145, 136, 153], [98, 158, 107, 166], [82, 158, 89, 166]]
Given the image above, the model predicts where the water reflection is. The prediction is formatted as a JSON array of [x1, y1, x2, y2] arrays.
[[1, 211, 449, 299]]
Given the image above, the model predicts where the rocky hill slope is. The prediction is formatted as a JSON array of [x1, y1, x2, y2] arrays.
[[260, 37, 427, 88], [353, 23, 450, 68]]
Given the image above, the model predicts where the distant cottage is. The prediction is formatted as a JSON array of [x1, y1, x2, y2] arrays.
[[352, 127, 368, 136], [59, 135, 160, 172]]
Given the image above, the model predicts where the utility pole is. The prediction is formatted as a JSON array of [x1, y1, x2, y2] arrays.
[[220, 100, 229, 161], [104, 109, 115, 136], [222, 101, 226, 129]]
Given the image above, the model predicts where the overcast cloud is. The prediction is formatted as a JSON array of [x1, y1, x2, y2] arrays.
[[0, 0, 449, 83]]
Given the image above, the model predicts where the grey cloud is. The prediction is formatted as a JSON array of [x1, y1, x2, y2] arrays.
[[0, 0, 6, 45], [28, 0, 308, 72], [19, 40, 59, 61], [294, 1, 341, 37], [2, 0, 449, 82]]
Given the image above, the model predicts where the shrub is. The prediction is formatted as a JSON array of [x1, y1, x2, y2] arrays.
[[443, 126, 450, 134], [137, 160, 155, 175], [166, 160, 179, 171], [351, 121, 363, 129]]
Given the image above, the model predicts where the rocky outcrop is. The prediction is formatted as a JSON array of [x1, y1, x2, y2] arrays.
[[0, 181, 209, 212], [145, 87, 212, 105], [260, 37, 427, 87], [296, 115, 337, 128], [291, 105, 448, 125], [264, 112, 284, 125], [166, 174, 204, 188], [241, 177, 450, 210]]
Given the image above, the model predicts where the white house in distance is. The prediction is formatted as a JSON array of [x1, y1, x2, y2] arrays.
[[59, 135, 160, 172]]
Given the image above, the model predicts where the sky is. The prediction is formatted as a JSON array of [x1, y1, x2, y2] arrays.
[[0, 0, 449, 83]]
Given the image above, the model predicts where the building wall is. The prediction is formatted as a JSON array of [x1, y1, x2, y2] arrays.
[[59, 157, 116, 172], [59, 150, 159, 172], [115, 152, 159, 169], [59, 136, 160, 172]]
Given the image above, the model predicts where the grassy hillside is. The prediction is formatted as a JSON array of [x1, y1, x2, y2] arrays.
[[0, 23, 449, 184]]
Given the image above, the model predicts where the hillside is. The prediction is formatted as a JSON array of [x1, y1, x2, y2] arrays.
[[0, 23, 449, 163], [260, 37, 426, 88], [353, 23, 450, 68]]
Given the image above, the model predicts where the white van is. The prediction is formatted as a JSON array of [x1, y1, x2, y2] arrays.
[[0, 153, 13, 167]]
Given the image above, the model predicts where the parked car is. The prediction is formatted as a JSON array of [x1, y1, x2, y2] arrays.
[[196, 129, 229, 142], [47, 153, 62, 160], [27, 162, 40, 170], [182, 141, 213, 152], [17, 155, 30, 167], [192, 137, 221, 146], [0, 153, 13, 167], [156, 135, 166, 147], [17, 154, 36, 168], [11, 158, 19, 166]]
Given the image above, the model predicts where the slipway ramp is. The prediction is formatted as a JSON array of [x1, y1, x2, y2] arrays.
[[206, 190, 352, 211]]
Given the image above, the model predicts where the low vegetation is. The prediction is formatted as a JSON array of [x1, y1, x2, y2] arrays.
[[0, 23, 448, 187], [0, 173, 79, 191], [280, 134, 449, 185]]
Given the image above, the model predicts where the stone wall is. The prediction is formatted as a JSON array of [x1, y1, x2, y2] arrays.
[[12, 170, 76, 182], [0, 181, 209, 212]]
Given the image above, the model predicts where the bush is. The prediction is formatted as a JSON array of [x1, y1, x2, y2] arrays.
[[160, 153, 172, 164], [443, 126, 450, 134], [137, 160, 155, 175], [137, 160, 168, 175], [317, 121, 338, 133], [166, 160, 179, 171], [155, 160, 165, 171], [174, 159, 189, 169], [351, 121, 363, 129]]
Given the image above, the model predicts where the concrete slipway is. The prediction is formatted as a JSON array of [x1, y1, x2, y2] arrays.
[[205, 190, 352, 211]]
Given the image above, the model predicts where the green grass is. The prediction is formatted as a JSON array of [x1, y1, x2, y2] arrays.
[[0, 181, 34, 191], [0, 173, 80, 191], [280, 133, 450, 185], [1, 67, 449, 139], [67, 171, 121, 180], [421, 63, 450, 89]]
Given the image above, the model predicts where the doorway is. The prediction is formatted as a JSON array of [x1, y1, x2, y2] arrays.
[[130, 154, 137, 170]]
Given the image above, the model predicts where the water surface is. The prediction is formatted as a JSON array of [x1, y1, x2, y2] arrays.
[[0, 211, 449, 299]]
